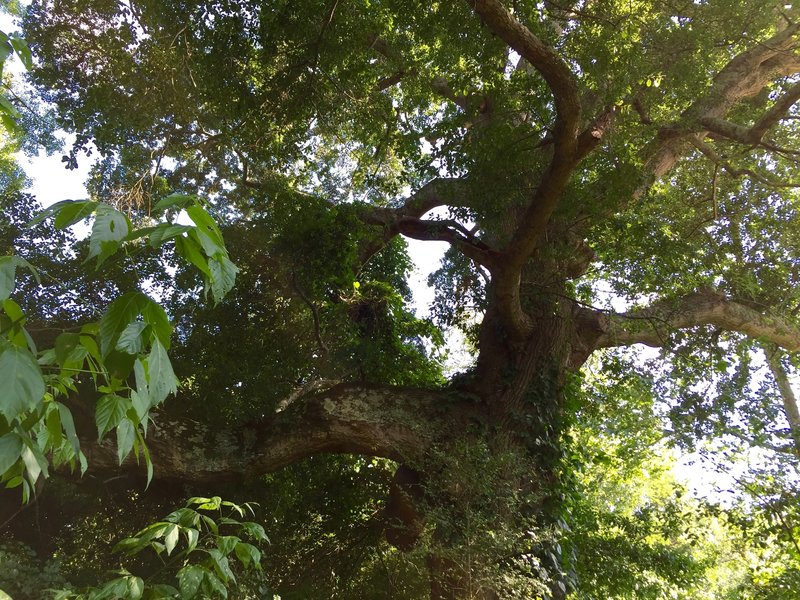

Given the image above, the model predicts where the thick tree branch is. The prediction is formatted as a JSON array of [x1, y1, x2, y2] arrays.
[[466, 0, 580, 134], [637, 22, 800, 196], [466, 0, 583, 339], [78, 384, 455, 484], [588, 291, 800, 352], [358, 178, 498, 267], [764, 344, 800, 455], [751, 80, 800, 140], [699, 116, 800, 155]]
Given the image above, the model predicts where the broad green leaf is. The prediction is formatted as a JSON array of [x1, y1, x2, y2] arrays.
[[0, 256, 38, 301], [116, 417, 136, 464], [0, 432, 22, 475], [104, 348, 136, 380], [96, 394, 128, 439], [148, 339, 178, 406], [203, 571, 228, 599], [208, 548, 235, 583], [27, 199, 80, 227], [217, 535, 239, 555], [186, 204, 224, 248], [154, 193, 195, 212], [126, 576, 144, 600], [20, 439, 48, 484], [240, 521, 269, 542], [195, 229, 224, 257], [55, 332, 87, 367], [45, 404, 62, 448], [208, 253, 239, 305], [99, 292, 149, 358], [191, 496, 222, 510], [9, 34, 32, 70], [53, 200, 98, 229], [116, 321, 147, 354], [57, 402, 82, 457], [164, 522, 179, 555], [149, 584, 179, 597], [149, 223, 193, 248], [0, 94, 19, 119], [0, 341, 45, 420], [0, 257, 16, 302], [131, 389, 149, 422], [142, 301, 171, 349], [175, 232, 211, 276], [97, 577, 129, 599], [88, 203, 130, 265], [184, 527, 200, 552], [177, 565, 205, 599], [233, 542, 261, 570]]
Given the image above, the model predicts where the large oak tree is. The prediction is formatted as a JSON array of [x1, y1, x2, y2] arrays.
[[4, 0, 800, 597]]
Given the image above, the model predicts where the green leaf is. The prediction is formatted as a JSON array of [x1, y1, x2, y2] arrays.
[[0, 432, 23, 475], [216, 535, 239, 555], [20, 438, 49, 484], [9, 34, 32, 70], [149, 223, 193, 248], [142, 301, 171, 349], [57, 402, 82, 458], [45, 404, 62, 448], [233, 542, 261, 570], [55, 332, 87, 367], [186, 204, 224, 249], [0, 256, 38, 302], [0, 341, 45, 420], [177, 565, 205, 599], [154, 193, 195, 212], [116, 321, 147, 354], [164, 522, 179, 555], [99, 292, 149, 358], [116, 417, 136, 464], [175, 233, 211, 276], [208, 253, 239, 305], [184, 527, 200, 553], [126, 576, 144, 600], [54, 200, 98, 229], [88, 203, 130, 266], [148, 584, 179, 598], [96, 394, 128, 440], [147, 339, 178, 406], [131, 389, 149, 423], [202, 571, 228, 599], [240, 521, 269, 542]]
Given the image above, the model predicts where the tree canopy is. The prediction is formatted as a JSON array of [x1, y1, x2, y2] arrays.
[[2, 0, 800, 598]]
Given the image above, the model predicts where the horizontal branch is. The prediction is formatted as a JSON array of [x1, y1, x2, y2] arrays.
[[636, 21, 800, 197], [592, 291, 800, 352], [79, 383, 453, 484]]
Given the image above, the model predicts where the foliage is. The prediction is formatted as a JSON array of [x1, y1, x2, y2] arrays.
[[0, 540, 67, 600], [0, 193, 237, 497], [50, 496, 269, 600]]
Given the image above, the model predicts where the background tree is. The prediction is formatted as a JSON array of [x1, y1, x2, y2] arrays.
[[3, 0, 800, 597]]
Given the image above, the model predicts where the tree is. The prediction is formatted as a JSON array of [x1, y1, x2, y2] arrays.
[[3, 0, 800, 597]]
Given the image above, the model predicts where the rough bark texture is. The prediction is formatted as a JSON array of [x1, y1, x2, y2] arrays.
[[78, 384, 458, 484]]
